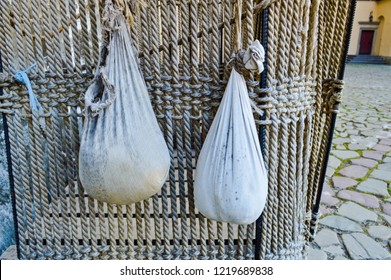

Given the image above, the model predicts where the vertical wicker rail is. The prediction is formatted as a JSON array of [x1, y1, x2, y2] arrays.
[[0, 0, 354, 260]]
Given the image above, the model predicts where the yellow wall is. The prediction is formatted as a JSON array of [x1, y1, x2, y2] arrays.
[[348, 0, 391, 57], [377, 0, 391, 56]]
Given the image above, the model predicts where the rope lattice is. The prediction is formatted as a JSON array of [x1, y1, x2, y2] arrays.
[[0, 0, 353, 260]]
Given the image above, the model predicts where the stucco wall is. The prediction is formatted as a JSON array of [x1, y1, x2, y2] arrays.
[[377, 0, 391, 56], [348, 0, 391, 57]]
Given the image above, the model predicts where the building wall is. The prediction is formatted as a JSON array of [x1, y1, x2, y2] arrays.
[[348, 0, 391, 57], [377, 0, 391, 56]]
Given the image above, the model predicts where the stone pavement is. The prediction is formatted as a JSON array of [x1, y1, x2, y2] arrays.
[[308, 64, 391, 260]]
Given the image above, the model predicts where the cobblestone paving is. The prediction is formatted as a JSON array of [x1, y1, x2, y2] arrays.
[[308, 64, 391, 260]]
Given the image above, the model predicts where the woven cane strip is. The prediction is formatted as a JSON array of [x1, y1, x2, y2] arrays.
[[70, 109, 91, 259], [14, 110, 39, 259], [125, 204, 136, 259], [49, 0, 68, 73], [13, 1, 34, 70], [295, 113, 305, 246], [198, 0, 212, 261], [309, 0, 339, 212], [32, 112, 57, 259], [140, 3, 151, 86], [87, 198, 100, 259], [302, 112, 313, 244], [37, 0, 57, 73], [276, 1, 291, 83], [237, 225, 245, 260], [278, 114, 293, 250], [64, 0, 82, 73], [54, 0, 74, 73], [86, 0, 100, 67], [44, 0, 66, 76], [179, 2, 192, 260], [227, 224, 235, 259], [5, 1, 23, 70], [6, 115, 29, 258], [223, 0, 232, 80], [306, 0, 324, 217], [76, 0, 93, 70], [287, 0, 300, 77], [19, 110, 46, 260], [148, 0, 164, 250], [289, 116, 299, 242], [258, 2, 277, 259], [209, 0, 220, 83], [304, 0, 317, 78], [116, 205, 127, 260], [59, 108, 81, 259], [135, 202, 145, 259], [54, 109, 75, 259], [188, 0, 201, 260], [328, 1, 348, 78], [26, 0, 46, 75], [107, 204, 118, 259], [167, 0, 182, 259], [268, 113, 279, 255], [143, 200, 154, 260], [97, 201, 109, 259], [181, 112, 193, 259], [0, 2, 11, 73]]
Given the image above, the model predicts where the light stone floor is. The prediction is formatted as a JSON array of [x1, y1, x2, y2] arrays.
[[307, 64, 391, 260]]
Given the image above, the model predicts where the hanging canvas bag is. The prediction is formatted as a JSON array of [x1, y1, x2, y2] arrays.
[[79, 1, 170, 205], [194, 1, 268, 224]]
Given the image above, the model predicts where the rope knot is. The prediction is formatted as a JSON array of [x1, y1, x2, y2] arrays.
[[14, 62, 43, 113], [228, 40, 265, 75], [323, 79, 344, 113]]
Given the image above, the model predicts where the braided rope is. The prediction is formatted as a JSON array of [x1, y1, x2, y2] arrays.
[[108, 204, 119, 259], [6, 115, 29, 258], [32, 111, 56, 259]]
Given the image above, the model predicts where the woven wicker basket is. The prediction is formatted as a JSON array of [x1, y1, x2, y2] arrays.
[[0, 0, 354, 260]]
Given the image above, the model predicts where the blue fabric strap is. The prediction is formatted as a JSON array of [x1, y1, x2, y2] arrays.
[[14, 63, 43, 113]]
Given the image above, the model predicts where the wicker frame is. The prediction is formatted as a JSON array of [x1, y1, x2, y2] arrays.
[[0, 0, 354, 260]]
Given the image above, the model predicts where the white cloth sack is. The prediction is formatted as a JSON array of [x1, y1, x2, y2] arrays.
[[79, 10, 170, 205], [194, 43, 268, 224]]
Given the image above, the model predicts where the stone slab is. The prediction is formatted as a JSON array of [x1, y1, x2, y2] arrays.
[[337, 201, 378, 222], [372, 144, 391, 152], [342, 233, 391, 260], [370, 169, 391, 181], [381, 214, 391, 226], [351, 158, 378, 168], [383, 203, 391, 216], [331, 150, 360, 160], [337, 190, 380, 209], [362, 151, 384, 160], [319, 215, 363, 232], [314, 228, 340, 248], [332, 176, 357, 189], [339, 165, 368, 179], [334, 256, 349, 260], [377, 162, 391, 171], [323, 245, 345, 256], [367, 225, 391, 240], [356, 178, 389, 197], [307, 248, 328, 260], [328, 156, 342, 169]]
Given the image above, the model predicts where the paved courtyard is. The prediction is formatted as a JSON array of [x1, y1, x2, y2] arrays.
[[308, 64, 391, 260]]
